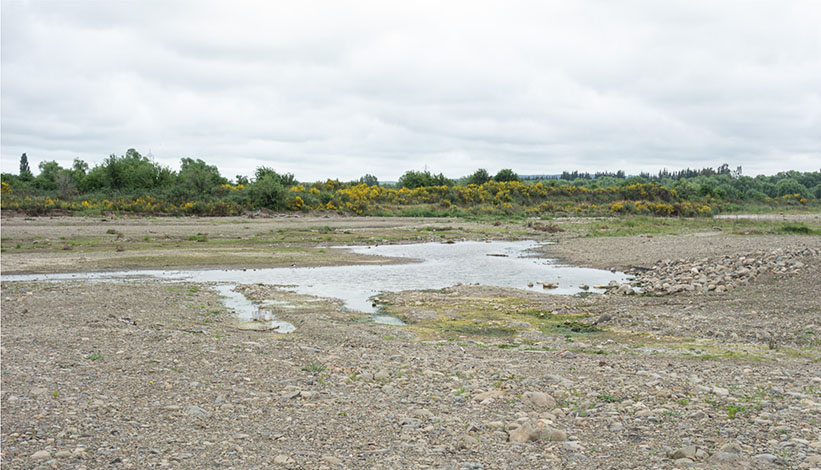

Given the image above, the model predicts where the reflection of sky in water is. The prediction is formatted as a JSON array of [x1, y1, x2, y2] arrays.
[[5, 241, 626, 314], [212, 284, 295, 333]]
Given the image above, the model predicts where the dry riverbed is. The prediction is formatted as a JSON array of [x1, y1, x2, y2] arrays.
[[1, 215, 820, 469]]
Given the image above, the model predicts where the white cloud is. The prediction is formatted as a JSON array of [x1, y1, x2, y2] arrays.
[[2, 0, 819, 181]]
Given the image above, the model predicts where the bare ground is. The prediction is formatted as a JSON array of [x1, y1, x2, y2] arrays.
[[1, 216, 820, 469]]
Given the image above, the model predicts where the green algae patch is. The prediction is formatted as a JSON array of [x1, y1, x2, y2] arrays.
[[378, 289, 605, 342]]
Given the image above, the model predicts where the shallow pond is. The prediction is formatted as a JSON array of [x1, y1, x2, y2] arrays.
[[4, 240, 626, 330]]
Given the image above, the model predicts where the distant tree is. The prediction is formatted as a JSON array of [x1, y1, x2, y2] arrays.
[[249, 173, 286, 209], [19, 153, 33, 181], [56, 170, 77, 199], [34, 160, 62, 190], [398, 170, 431, 189], [253, 167, 296, 187], [359, 174, 379, 187], [398, 170, 453, 189], [493, 168, 520, 182], [71, 158, 89, 181], [254, 166, 279, 181], [774, 178, 809, 198], [235, 175, 249, 185], [178, 158, 227, 194], [99, 149, 172, 191], [466, 168, 491, 185], [717, 163, 731, 176], [280, 172, 297, 187], [430, 172, 453, 186]]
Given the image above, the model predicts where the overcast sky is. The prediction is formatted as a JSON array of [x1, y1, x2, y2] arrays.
[[2, 0, 819, 181]]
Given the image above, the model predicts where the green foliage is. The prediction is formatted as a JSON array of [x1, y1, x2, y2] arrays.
[[178, 157, 227, 195], [775, 178, 809, 198], [3, 152, 819, 218], [55, 170, 77, 199], [598, 393, 619, 403], [19, 153, 33, 181], [248, 172, 286, 209], [98, 149, 174, 191], [780, 223, 818, 235], [85, 352, 104, 361], [398, 170, 453, 188], [727, 404, 744, 419], [302, 362, 326, 373], [493, 168, 520, 182], [359, 174, 379, 186], [35, 161, 61, 190], [466, 168, 491, 185]]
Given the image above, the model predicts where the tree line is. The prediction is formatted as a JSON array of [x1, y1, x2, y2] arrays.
[[2, 150, 819, 214]]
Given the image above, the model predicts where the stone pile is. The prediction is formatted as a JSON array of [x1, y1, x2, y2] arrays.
[[614, 247, 818, 296]]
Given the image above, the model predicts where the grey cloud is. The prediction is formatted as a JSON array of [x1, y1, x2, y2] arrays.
[[2, 0, 819, 181]]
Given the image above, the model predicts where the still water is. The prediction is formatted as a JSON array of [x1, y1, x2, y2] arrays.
[[4, 240, 626, 330]]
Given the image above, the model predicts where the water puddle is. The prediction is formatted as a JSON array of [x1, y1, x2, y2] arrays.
[[213, 284, 296, 333], [3, 240, 626, 329]]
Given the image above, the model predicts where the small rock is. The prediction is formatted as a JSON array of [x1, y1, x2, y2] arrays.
[[562, 441, 584, 452], [508, 422, 538, 443], [546, 429, 567, 442], [709, 452, 739, 463], [753, 453, 787, 465], [454, 434, 477, 449], [712, 386, 729, 397], [185, 405, 211, 418], [473, 390, 504, 401], [281, 391, 300, 400], [274, 454, 295, 465], [31, 450, 51, 460], [54, 450, 71, 459], [521, 391, 556, 409], [670, 445, 697, 460]]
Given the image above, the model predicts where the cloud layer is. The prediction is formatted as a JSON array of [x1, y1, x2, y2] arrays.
[[2, 0, 819, 181]]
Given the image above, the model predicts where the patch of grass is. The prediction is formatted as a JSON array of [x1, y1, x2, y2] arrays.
[[779, 223, 818, 235], [302, 362, 326, 373], [579, 348, 608, 355], [727, 404, 745, 419], [85, 352, 104, 361], [553, 321, 601, 334], [441, 322, 517, 337], [598, 393, 618, 403]]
